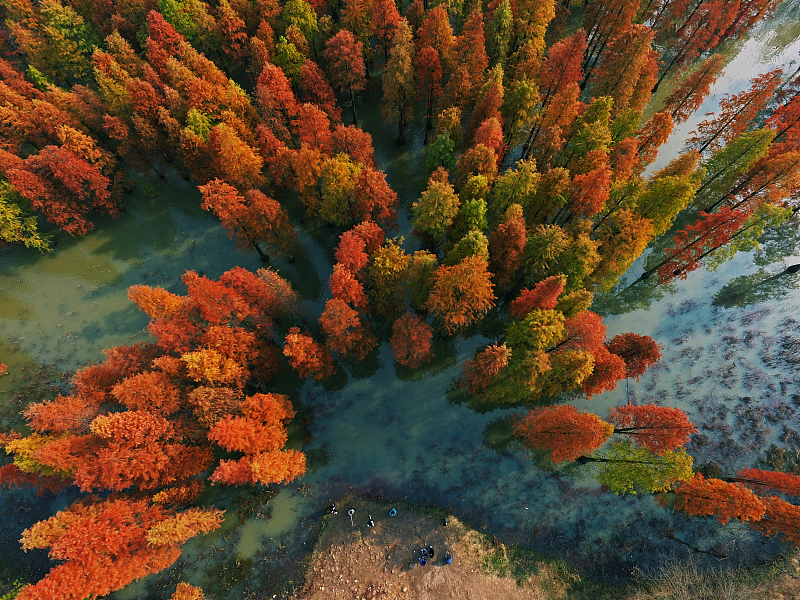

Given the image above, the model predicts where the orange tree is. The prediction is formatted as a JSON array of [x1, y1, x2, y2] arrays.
[[0, 267, 307, 599]]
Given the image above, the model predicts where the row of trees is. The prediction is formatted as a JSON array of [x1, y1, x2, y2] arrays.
[[513, 403, 800, 546]]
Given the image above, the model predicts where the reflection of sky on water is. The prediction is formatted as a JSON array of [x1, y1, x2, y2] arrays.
[[2, 3, 800, 595]]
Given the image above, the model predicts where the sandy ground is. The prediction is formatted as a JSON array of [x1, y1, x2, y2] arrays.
[[296, 497, 567, 600], [294, 497, 800, 600]]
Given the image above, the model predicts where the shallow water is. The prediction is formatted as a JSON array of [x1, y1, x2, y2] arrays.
[[2, 3, 800, 595]]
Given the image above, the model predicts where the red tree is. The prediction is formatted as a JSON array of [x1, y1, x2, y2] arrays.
[[663, 54, 726, 125], [390, 313, 434, 368], [299, 59, 342, 123], [324, 30, 366, 125], [460, 343, 511, 395], [319, 298, 377, 361], [607, 404, 697, 454], [673, 473, 766, 524], [606, 333, 662, 379], [508, 275, 567, 318], [16, 497, 223, 600], [283, 327, 335, 380], [513, 405, 614, 463]]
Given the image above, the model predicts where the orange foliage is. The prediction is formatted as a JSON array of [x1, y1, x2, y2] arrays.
[[283, 327, 335, 380], [426, 256, 495, 335], [736, 468, 800, 499], [207, 415, 287, 453], [16, 497, 222, 600], [581, 346, 627, 399], [608, 404, 697, 454], [171, 583, 206, 600], [606, 333, 661, 379], [513, 405, 614, 463], [673, 473, 766, 524], [24, 395, 99, 434], [319, 298, 377, 361], [749, 496, 800, 546], [390, 313, 434, 368], [508, 275, 567, 318], [460, 343, 511, 395], [329, 264, 370, 311], [111, 371, 182, 415]]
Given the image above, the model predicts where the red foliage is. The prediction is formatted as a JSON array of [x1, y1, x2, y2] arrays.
[[658, 207, 750, 282], [607, 404, 697, 454], [736, 468, 800, 499], [637, 111, 674, 166], [415, 6, 454, 61], [335, 229, 369, 274], [673, 473, 766, 525], [111, 371, 182, 415], [508, 276, 567, 318], [460, 343, 511, 395], [569, 161, 612, 217], [749, 495, 800, 546], [283, 327, 335, 380], [294, 103, 333, 154], [331, 124, 376, 166], [606, 333, 661, 379], [539, 30, 586, 109], [329, 264, 369, 311], [324, 30, 366, 94], [16, 497, 222, 600], [299, 59, 342, 123], [0, 463, 65, 496], [369, 0, 401, 62], [319, 298, 377, 361], [24, 395, 99, 434], [513, 405, 614, 463], [581, 346, 627, 399], [663, 54, 726, 125], [390, 313, 434, 368], [558, 310, 607, 354], [183, 270, 251, 325], [691, 69, 781, 154], [255, 63, 300, 143], [353, 167, 398, 228], [473, 118, 505, 161]]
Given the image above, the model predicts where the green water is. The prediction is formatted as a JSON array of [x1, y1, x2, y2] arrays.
[[2, 1, 800, 595]]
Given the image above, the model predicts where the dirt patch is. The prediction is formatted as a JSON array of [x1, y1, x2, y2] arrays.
[[297, 497, 580, 600]]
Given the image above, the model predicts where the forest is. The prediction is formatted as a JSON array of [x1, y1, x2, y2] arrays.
[[0, 0, 799, 596]]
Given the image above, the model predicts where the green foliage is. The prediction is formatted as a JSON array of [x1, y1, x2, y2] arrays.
[[282, 0, 319, 42], [444, 229, 489, 265], [26, 66, 50, 90], [450, 196, 488, 242], [426, 133, 456, 171], [0, 182, 52, 252], [185, 108, 213, 142], [486, 0, 513, 65], [159, 0, 198, 39], [412, 172, 460, 244], [706, 203, 793, 270], [505, 309, 565, 351], [697, 128, 776, 209], [595, 441, 694, 495], [407, 250, 438, 310], [488, 158, 539, 222], [274, 36, 306, 82]]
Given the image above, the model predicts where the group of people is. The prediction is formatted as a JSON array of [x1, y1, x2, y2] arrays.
[[325, 504, 454, 566], [418, 545, 452, 566]]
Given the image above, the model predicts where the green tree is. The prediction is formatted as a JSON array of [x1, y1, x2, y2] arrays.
[[589, 441, 694, 495], [412, 168, 460, 247], [381, 20, 414, 145], [0, 181, 52, 251]]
